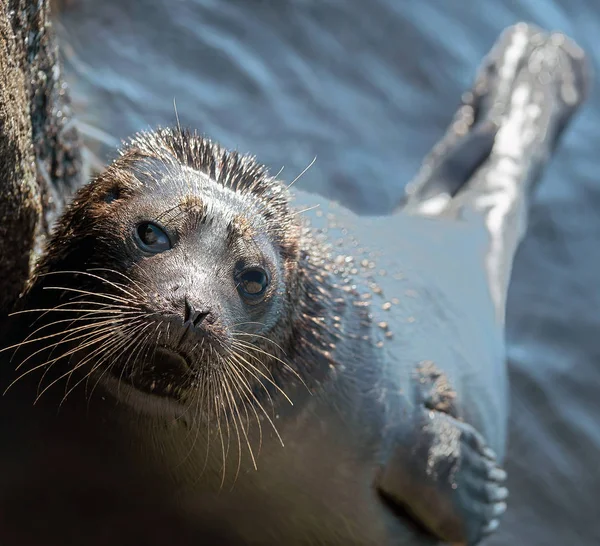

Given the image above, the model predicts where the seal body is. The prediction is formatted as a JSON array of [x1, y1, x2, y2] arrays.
[[0, 181, 505, 546], [0, 22, 589, 546], [0, 130, 508, 546]]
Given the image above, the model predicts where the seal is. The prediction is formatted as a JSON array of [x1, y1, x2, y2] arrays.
[[0, 23, 589, 546]]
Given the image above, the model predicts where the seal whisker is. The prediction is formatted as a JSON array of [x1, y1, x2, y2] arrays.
[[211, 350, 229, 490], [223, 355, 263, 463], [0, 308, 143, 352], [285, 155, 316, 190], [40, 312, 146, 369], [238, 345, 307, 391], [41, 285, 137, 306], [35, 322, 143, 403], [193, 348, 215, 472], [217, 358, 234, 473], [232, 339, 307, 388], [220, 364, 246, 484], [226, 366, 257, 461], [77, 360, 118, 407], [87, 320, 156, 404], [70, 321, 151, 408], [231, 321, 268, 328], [5, 326, 119, 396], [131, 321, 157, 382], [232, 368, 265, 458], [7, 315, 141, 366], [119, 320, 157, 383], [175, 367, 208, 470], [228, 348, 278, 411], [9, 298, 136, 318], [112, 320, 158, 400], [17, 326, 130, 392], [199, 360, 213, 473], [138, 321, 165, 385], [176, 346, 221, 477], [173, 96, 182, 135], [231, 330, 287, 355], [140, 321, 164, 375], [12, 306, 141, 319], [38, 270, 142, 302], [87, 267, 149, 300], [228, 346, 294, 406], [36, 317, 146, 394], [63, 320, 150, 405], [10, 296, 141, 339], [291, 204, 320, 217], [192, 351, 214, 476], [9, 317, 136, 372], [35, 327, 118, 401], [6, 310, 143, 361], [206, 355, 231, 488], [18, 319, 132, 377], [38, 331, 119, 402], [228, 352, 285, 448]]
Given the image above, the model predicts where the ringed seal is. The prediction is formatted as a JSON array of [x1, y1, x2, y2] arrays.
[[0, 23, 589, 546]]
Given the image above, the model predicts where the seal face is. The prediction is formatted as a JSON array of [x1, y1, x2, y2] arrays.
[[19, 128, 333, 420]]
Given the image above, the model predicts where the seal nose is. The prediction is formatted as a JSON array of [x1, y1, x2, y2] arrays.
[[183, 297, 210, 328]]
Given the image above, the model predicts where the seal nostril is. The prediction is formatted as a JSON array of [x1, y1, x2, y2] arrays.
[[192, 310, 210, 327], [183, 297, 194, 324], [183, 297, 210, 328]]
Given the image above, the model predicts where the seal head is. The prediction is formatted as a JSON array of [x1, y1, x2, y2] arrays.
[[22, 128, 330, 416]]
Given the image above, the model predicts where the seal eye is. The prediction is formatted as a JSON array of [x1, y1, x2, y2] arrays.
[[237, 268, 269, 301], [135, 222, 171, 253]]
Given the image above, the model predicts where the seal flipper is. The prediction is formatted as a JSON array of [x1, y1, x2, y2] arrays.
[[374, 363, 508, 544], [375, 404, 508, 545], [399, 23, 542, 215], [401, 23, 589, 218], [400, 24, 589, 322], [400, 120, 498, 213]]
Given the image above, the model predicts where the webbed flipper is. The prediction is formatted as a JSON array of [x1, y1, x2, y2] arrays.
[[375, 359, 507, 544], [377, 404, 507, 545], [400, 23, 589, 323]]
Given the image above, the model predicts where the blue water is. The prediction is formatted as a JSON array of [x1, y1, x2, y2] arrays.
[[55, 1, 600, 543]]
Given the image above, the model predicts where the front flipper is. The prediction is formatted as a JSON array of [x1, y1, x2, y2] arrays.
[[375, 393, 507, 544]]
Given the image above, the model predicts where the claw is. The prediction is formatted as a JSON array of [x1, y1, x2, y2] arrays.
[[488, 466, 507, 482], [482, 446, 497, 461], [492, 501, 507, 517], [488, 485, 509, 502], [482, 518, 500, 535]]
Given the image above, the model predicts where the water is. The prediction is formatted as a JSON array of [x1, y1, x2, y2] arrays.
[[54, 1, 600, 544]]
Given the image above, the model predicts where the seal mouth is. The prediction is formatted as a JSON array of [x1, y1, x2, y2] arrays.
[[114, 346, 193, 399]]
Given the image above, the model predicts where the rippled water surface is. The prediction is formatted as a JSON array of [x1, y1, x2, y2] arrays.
[[55, 1, 600, 544]]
